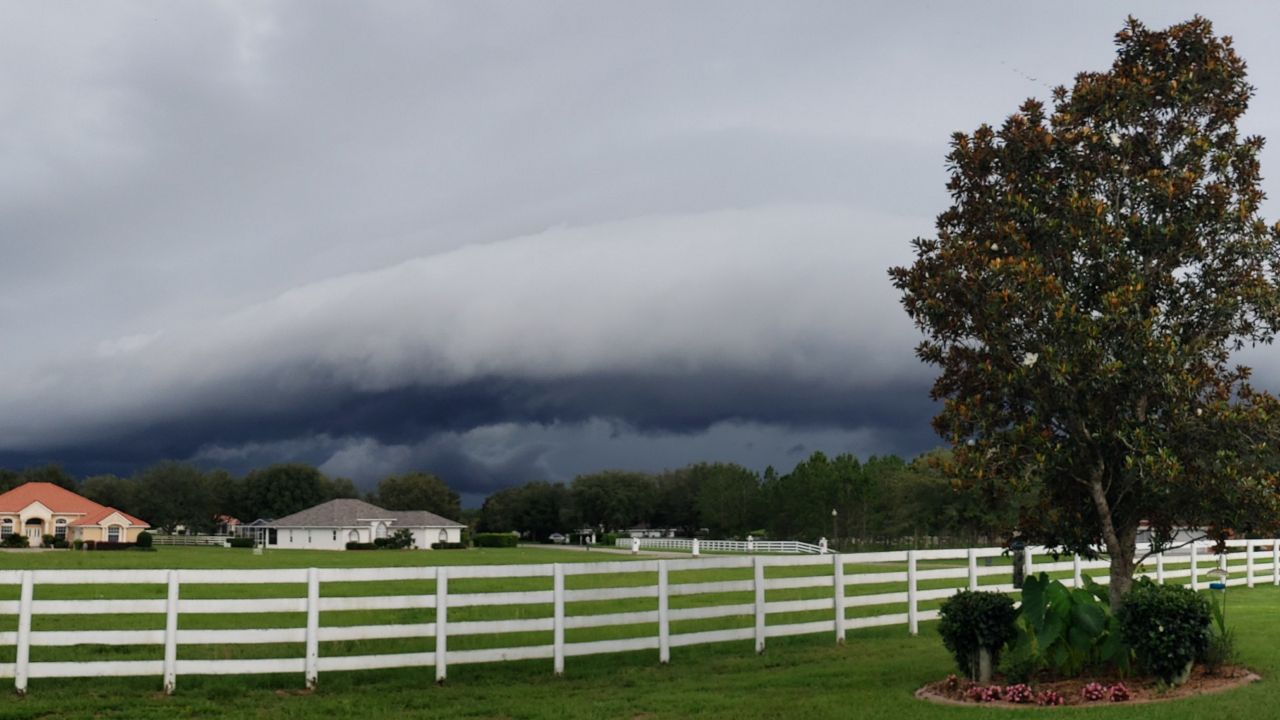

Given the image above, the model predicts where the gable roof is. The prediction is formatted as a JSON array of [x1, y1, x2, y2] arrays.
[[0, 483, 149, 527], [267, 498, 463, 529]]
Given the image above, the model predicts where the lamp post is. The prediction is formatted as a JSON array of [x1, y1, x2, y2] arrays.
[[831, 509, 839, 551]]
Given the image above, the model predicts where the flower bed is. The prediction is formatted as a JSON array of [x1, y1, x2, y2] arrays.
[[918, 667, 1258, 708]]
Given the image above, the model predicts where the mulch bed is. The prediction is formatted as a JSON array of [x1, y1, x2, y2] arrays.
[[917, 666, 1259, 708]]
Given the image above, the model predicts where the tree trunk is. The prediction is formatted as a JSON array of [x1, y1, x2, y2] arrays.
[[1107, 540, 1136, 613], [1087, 475, 1138, 613]]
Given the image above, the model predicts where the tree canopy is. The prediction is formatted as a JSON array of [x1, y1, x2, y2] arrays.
[[890, 16, 1280, 608]]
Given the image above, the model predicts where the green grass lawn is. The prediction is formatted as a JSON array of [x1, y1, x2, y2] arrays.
[[0, 547, 1271, 718]]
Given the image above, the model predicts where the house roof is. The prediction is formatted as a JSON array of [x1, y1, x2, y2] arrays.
[[0, 483, 149, 527], [267, 498, 463, 529]]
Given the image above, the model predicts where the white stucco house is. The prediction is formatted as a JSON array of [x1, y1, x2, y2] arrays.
[[262, 498, 465, 550]]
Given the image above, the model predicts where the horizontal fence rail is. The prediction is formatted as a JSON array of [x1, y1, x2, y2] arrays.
[[1, 539, 1275, 695], [616, 537, 827, 554]]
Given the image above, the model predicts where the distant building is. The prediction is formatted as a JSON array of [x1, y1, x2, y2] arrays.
[[213, 514, 241, 536], [263, 499, 464, 550], [0, 482, 150, 546]]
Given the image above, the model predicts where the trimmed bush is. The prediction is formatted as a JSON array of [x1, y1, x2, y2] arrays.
[[373, 537, 391, 549], [431, 542, 467, 550], [1118, 578, 1211, 684], [86, 541, 136, 551], [346, 542, 376, 550], [136, 531, 154, 548], [53, 540, 70, 549], [474, 533, 518, 548], [387, 528, 415, 549], [937, 590, 1018, 679], [1, 534, 30, 548], [227, 537, 255, 548], [42, 534, 56, 547], [72, 539, 83, 550]]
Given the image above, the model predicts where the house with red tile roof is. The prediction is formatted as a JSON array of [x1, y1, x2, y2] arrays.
[[0, 482, 150, 547]]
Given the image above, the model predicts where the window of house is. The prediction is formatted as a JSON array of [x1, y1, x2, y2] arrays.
[[348, 530, 359, 542], [107, 526, 121, 542], [0, 519, 11, 538], [332, 530, 337, 541], [375, 522, 387, 539], [439, 529, 448, 544], [55, 519, 68, 540]]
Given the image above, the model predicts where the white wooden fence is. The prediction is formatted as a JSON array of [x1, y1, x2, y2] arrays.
[[617, 538, 827, 554], [1, 539, 1273, 695]]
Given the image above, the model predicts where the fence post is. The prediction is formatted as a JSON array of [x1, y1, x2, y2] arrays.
[[1023, 545, 1033, 579], [305, 567, 319, 690], [833, 553, 845, 644], [15, 570, 33, 696], [1072, 554, 1082, 588], [164, 570, 179, 694], [907, 550, 918, 636], [966, 548, 977, 591], [1273, 541, 1279, 587], [1247, 541, 1256, 588], [753, 556, 765, 654], [553, 563, 565, 675], [631, 538, 639, 555], [1156, 552, 1165, 585], [692, 538, 700, 558], [658, 560, 670, 664], [1190, 542, 1199, 591], [435, 568, 448, 683]]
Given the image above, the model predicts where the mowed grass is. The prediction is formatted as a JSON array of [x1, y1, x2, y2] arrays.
[[0, 546, 1272, 718]]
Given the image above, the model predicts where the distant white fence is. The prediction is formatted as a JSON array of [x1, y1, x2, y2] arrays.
[[617, 538, 827, 554], [1, 538, 1273, 695], [151, 535, 229, 547]]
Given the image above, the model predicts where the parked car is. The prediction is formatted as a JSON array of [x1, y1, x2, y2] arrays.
[[548, 533, 568, 544]]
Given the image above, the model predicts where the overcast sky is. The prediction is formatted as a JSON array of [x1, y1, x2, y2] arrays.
[[3, 2, 1279, 504]]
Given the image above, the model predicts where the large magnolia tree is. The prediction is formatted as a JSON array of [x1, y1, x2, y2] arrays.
[[890, 17, 1280, 610]]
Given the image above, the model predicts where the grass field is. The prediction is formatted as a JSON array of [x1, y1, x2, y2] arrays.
[[0, 547, 1271, 718]]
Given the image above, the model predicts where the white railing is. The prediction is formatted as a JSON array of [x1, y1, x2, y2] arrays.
[[2, 538, 1273, 695], [616, 538, 826, 554], [151, 535, 229, 547]]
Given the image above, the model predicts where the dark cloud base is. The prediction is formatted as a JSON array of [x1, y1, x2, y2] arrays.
[[0, 369, 942, 488]]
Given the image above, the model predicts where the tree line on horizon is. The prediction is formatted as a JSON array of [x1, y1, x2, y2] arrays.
[[0, 449, 1026, 548], [477, 450, 1029, 549]]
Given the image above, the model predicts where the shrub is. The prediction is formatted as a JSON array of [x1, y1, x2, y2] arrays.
[[1081, 682, 1106, 702], [1, 534, 29, 548], [136, 531, 153, 548], [346, 542, 376, 550], [937, 590, 1018, 679], [1005, 573, 1128, 679], [86, 541, 136, 551], [474, 533, 519, 548], [1118, 578, 1211, 685], [227, 537, 255, 548], [964, 685, 1002, 702], [1036, 690, 1065, 706], [597, 532, 620, 546], [53, 540, 70, 549], [1201, 590, 1238, 673], [1003, 683, 1033, 704], [431, 542, 467, 550], [72, 539, 83, 550], [386, 528, 415, 549], [373, 537, 391, 549], [42, 534, 56, 547]]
